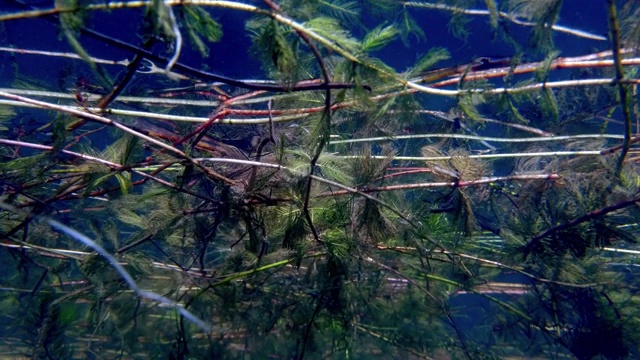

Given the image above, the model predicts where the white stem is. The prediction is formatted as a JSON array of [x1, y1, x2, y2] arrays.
[[331, 133, 624, 145], [337, 151, 604, 162]]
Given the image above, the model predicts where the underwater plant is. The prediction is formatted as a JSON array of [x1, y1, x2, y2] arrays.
[[0, 0, 639, 358]]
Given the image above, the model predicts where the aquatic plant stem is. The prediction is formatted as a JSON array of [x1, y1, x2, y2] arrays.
[[0, 139, 220, 204], [338, 151, 602, 162], [606, 0, 634, 179], [523, 194, 640, 258], [316, 174, 561, 197], [402, 1, 607, 41], [378, 245, 612, 289], [3, 1, 640, 356], [5, 1, 366, 93], [0, 91, 236, 185], [331, 133, 624, 146], [1, 1, 607, 42]]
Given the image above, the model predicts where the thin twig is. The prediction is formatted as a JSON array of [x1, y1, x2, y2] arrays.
[[523, 194, 640, 258], [606, 0, 634, 178], [402, 1, 607, 41], [316, 174, 560, 197], [0, 91, 236, 185]]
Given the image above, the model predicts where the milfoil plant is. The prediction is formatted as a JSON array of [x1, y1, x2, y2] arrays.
[[0, 0, 639, 358]]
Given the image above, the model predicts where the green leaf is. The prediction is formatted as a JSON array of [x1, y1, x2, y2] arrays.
[[282, 213, 307, 249], [485, 0, 500, 29], [507, 96, 530, 124], [359, 56, 398, 81], [540, 87, 559, 121], [408, 47, 450, 77], [56, 0, 95, 70], [182, 5, 223, 58], [304, 17, 361, 54], [398, 8, 426, 45], [362, 24, 398, 52], [620, 2, 640, 48], [115, 172, 132, 195], [458, 93, 485, 121], [102, 133, 140, 166], [0, 153, 49, 181], [248, 18, 300, 84], [0, 106, 15, 132], [324, 228, 351, 259], [85, 171, 114, 193], [145, 0, 176, 43], [509, 0, 562, 52], [535, 50, 560, 82], [448, 10, 472, 40], [116, 208, 145, 228], [318, 0, 361, 25], [316, 152, 353, 186]]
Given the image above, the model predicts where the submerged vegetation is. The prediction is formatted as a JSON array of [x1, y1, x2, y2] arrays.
[[1, 0, 640, 358]]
